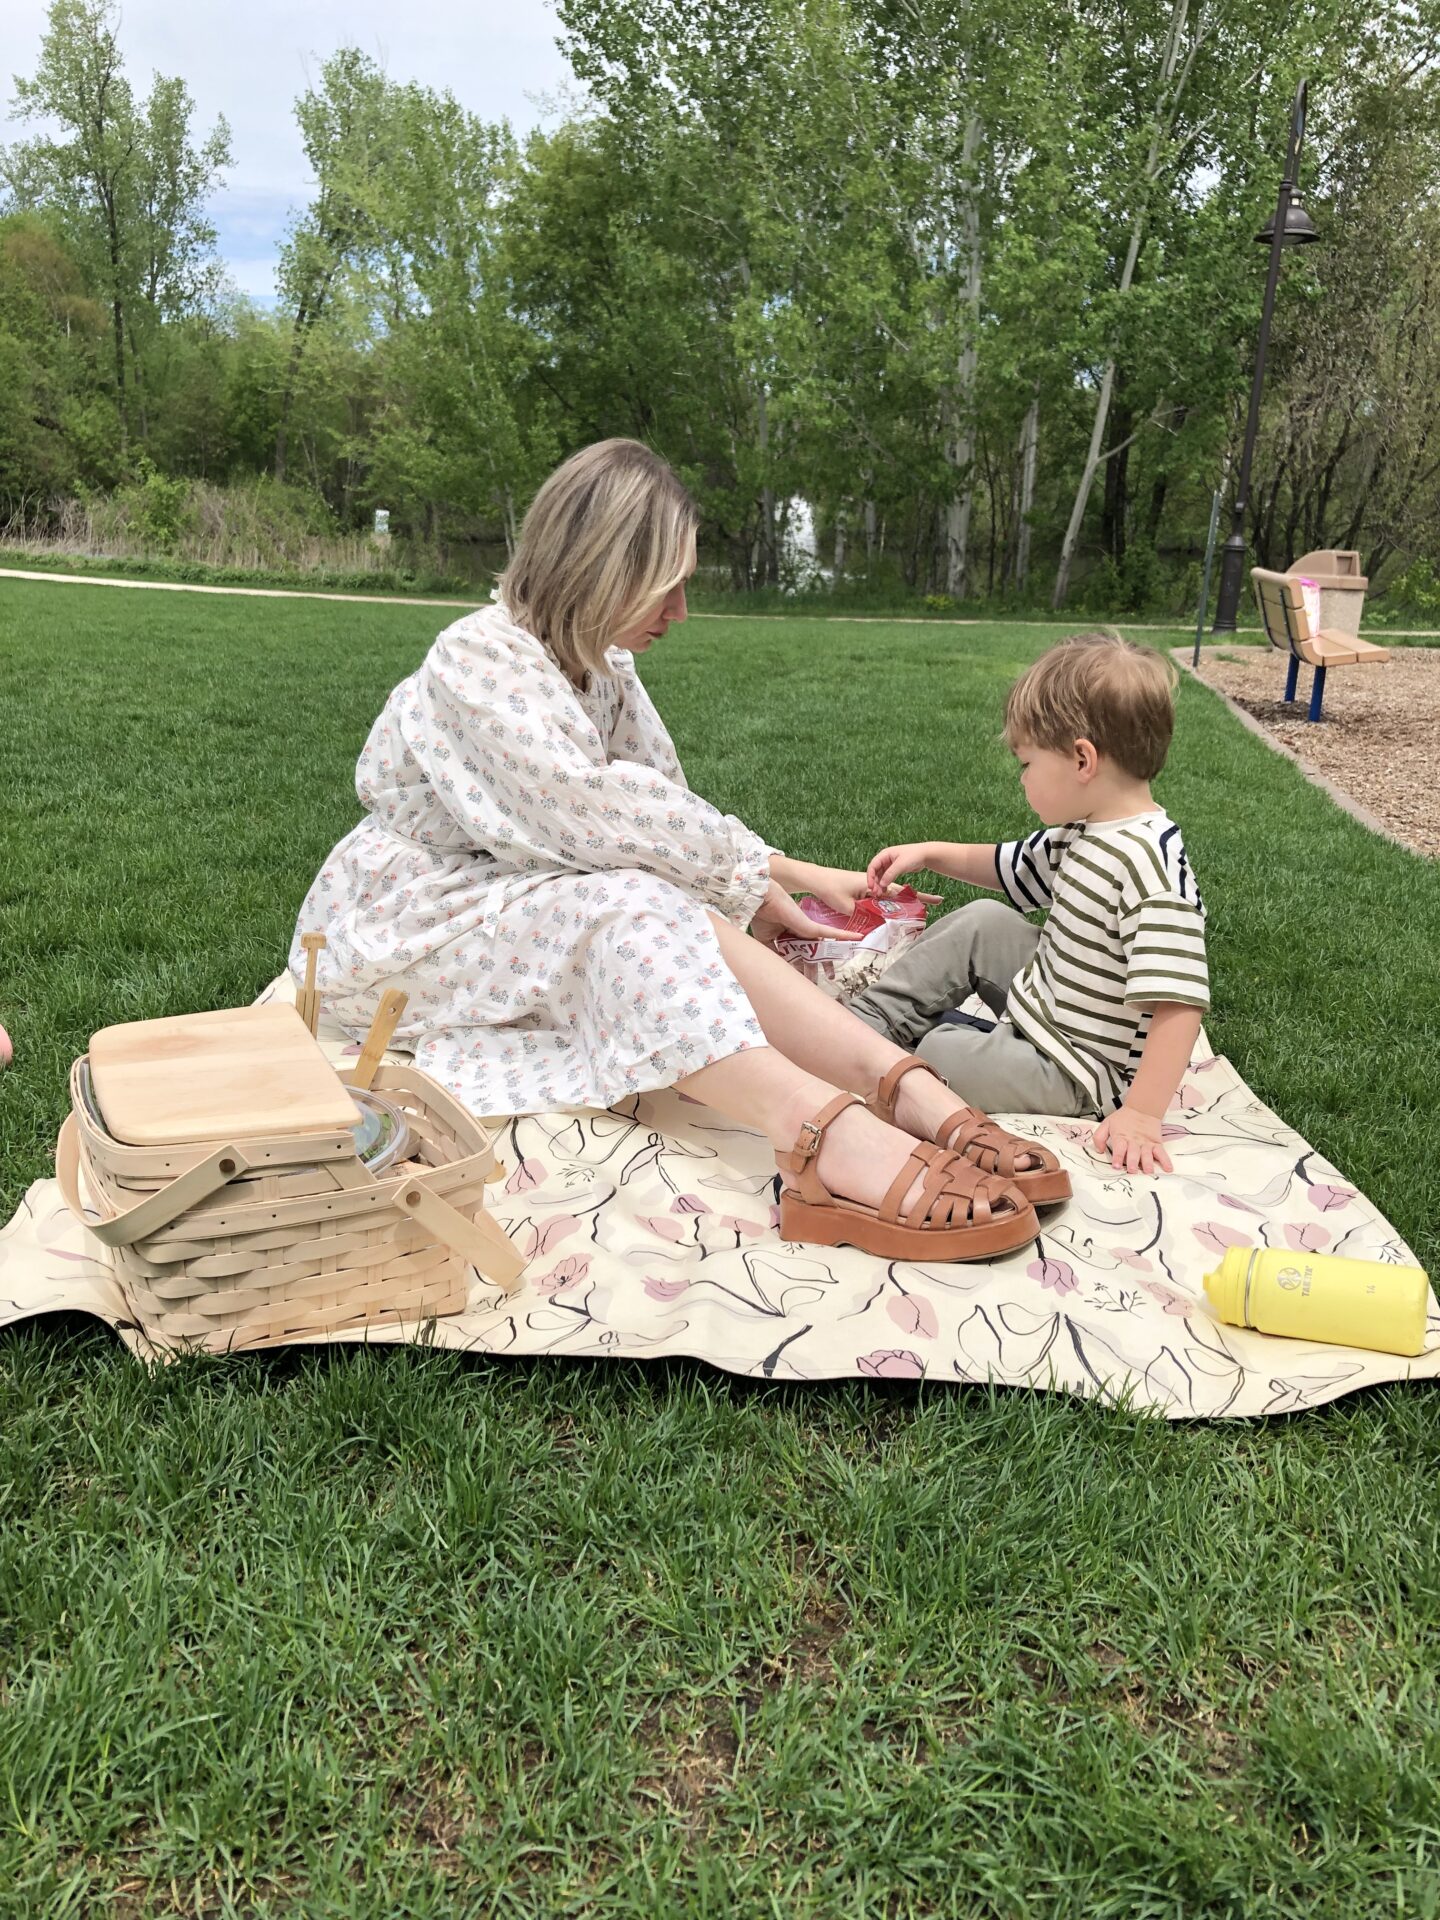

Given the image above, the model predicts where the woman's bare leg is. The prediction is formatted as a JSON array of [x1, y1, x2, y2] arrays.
[[703, 914, 964, 1140], [675, 1046, 930, 1215], [670, 917, 977, 1213]]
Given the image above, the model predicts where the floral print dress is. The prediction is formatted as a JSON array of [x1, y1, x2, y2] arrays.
[[289, 601, 774, 1116]]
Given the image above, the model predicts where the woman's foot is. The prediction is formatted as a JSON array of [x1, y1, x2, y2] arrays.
[[879, 1056, 1072, 1206], [774, 1093, 1037, 1261], [775, 1087, 932, 1216]]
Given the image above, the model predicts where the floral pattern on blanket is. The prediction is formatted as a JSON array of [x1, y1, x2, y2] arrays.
[[1, 980, 1434, 1420]]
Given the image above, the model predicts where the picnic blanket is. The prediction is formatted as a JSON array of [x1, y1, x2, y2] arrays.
[[2, 975, 1435, 1419]]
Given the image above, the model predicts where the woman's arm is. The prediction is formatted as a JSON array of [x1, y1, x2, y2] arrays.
[[769, 854, 941, 916], [419, 629, 771, 925]]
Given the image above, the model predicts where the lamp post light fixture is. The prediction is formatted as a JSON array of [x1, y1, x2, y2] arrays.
[[1211, 79, 1321, 633]]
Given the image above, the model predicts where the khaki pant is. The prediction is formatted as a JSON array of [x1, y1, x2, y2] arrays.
[[848, 898, 1094, 1116]]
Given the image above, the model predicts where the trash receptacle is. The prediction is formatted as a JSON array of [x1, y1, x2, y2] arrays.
[[1286, 549, 1367, 642]]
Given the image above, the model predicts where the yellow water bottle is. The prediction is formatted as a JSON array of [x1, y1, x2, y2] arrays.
[[1204, 1247, 1432, 1357]]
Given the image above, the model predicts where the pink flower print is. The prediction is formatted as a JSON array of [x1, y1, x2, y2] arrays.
[[1140, 1280, 1192, 1316], [1170, 1082, 1204, 1111], [515, 1215, 581, 1262], [533, 1254, 591, 1295], [1111, 1248, 1154, 1272], [1284, 1222, 1331, 1253], [1307, 1183, 1355, 1213], [718, 1215, 766, 1239], [672, 1195, 711, 1215], [505, 1158, 545, 1196], [638, 1214, 687, 1243], [886, 1292, 939, 1339], [857, 1349, 926, 1380], [1192, 1222, 1252, 1256], [1028, 1256, 1078, 1295], [643, 1275, 690, 1302]]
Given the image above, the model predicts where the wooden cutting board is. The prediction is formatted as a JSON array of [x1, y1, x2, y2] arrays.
[[89, 1003, 359, 1146]]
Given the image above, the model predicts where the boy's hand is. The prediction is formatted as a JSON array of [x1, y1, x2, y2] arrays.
[[1091, 1105, 1173, 1176], [867, 842, 939, 896]]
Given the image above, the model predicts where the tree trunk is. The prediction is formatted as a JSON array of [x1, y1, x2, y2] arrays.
[[864, 496, 877, 563], [944, 115, 984, 598], [1012, 392, 1039, 590], [1052, 0, 1198, 608], [1100, 388, 1133, 562], [833, 503, 847, 576], [128, 328, 149, 447]]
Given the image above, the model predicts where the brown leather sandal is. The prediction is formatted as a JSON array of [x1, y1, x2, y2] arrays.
[[777, 1093, 1039, 1261], [871, 1057, 1073, 1207]]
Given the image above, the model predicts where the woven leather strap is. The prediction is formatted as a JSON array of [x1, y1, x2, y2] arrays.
[[875, 1054, 1055, 1178]]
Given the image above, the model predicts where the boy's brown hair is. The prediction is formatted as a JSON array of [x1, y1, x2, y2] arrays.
[[1003, 630, 1178, 780]]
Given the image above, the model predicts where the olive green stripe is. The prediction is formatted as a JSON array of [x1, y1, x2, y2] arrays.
[[1040, 950, 1132, 1005], [1007, 991, 1108, 1097], [1111, 828, 1172, 892], [1041, 923, 1128, 984], [1066, 842, 1154, 902]]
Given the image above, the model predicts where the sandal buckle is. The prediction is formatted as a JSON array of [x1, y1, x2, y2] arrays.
[[795, 1120, 823, 1163]]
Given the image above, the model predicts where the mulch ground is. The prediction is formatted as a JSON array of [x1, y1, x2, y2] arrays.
[[1191, 644, 1440, 859]]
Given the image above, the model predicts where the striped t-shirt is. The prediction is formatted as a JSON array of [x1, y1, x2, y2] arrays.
[[993, 809, 1209, 1115]]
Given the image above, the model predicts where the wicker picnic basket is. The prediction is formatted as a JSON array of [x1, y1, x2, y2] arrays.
[[55, 1004, 524, 1354]]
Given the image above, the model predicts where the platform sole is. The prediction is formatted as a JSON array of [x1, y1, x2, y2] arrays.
[[779, 1192, 1039, 1263], [1010, 1168, 1072, 1207]]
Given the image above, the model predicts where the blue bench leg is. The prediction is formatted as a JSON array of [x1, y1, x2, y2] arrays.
[[1283, 655, 1300, 702], [1308, 664, 1327, 722]]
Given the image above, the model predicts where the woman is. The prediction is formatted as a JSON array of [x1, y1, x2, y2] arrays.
[[291, 441, 1066, 1260]]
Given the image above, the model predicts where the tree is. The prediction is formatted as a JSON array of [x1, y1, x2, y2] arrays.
[[2, 0, 229, 455], [273, 49, 392, 482]]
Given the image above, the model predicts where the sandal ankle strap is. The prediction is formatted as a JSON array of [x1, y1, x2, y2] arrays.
[[872, 1054, 947, 1126], [776, 1092, 864, 1190]]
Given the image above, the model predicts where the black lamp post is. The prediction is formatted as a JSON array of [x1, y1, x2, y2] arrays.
[[1212, 79, 1321, 632]]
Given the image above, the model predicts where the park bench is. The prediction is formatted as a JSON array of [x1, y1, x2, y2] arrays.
[[1250, 566, 1389, 722]]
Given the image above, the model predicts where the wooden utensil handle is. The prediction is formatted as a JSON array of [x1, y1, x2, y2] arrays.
[[351, 989, 409, 1091]]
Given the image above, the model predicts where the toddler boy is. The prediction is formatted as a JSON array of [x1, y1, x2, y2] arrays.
[[849, 632, 1208, 1175]]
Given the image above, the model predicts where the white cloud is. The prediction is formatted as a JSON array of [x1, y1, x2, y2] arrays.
[[1, 0, 578, 301]]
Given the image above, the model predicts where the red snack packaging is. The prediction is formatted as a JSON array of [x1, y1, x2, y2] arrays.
[[773, 887, 930, 999]]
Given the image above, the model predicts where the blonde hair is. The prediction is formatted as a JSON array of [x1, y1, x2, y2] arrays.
[[1003, 630, 1178, 780], [498, 440, 699, 680]]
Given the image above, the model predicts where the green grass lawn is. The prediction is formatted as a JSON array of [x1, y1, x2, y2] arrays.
[[2, 580, 1438, 1918]]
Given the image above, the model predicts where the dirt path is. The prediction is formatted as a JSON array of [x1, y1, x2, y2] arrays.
[[1192, 644, 1440, 858]]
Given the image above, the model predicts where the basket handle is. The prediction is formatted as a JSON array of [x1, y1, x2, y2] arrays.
[[392, 1175, 526, 1295], [54, 1116, 255, 1248], [55, 1113, 89, 1225]]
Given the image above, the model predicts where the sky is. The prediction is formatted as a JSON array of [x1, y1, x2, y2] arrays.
[[0, 0, 579, 300]]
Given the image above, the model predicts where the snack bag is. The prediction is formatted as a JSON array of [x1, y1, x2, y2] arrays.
[[773, 888, 929, 1001]]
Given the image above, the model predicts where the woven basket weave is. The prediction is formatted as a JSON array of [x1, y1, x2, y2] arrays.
[[57, 1059, 524, 1353]]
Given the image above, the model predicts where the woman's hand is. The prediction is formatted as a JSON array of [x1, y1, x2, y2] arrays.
[[748, 881, 862, 949], [866, 842, 939, 896], [768, 856, 940, 918]]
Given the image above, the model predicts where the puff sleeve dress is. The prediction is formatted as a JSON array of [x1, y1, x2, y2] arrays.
[[288, 601, 773, 1116]]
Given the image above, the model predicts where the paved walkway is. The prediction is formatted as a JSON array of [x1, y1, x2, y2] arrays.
[[5, 565, 1439, 640]]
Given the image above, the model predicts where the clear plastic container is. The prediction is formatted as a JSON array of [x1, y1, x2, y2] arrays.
[[347, 1088, 414, 1174]]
